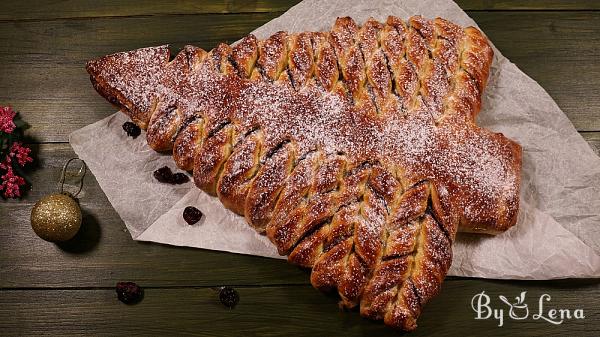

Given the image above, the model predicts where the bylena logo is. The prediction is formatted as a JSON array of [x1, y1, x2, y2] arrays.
[[471, 291, 585, 327]]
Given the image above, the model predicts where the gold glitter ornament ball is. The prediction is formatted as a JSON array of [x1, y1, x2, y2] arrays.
[[31, 193, 82, 242]]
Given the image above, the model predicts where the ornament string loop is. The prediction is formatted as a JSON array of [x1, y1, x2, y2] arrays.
[[59, 158, 87, 197]]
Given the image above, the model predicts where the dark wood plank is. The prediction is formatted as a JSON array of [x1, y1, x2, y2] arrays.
[[460, 0, 600, 10], [2, 200, 309, 288], [0, 0, 301, 20], [1, 2, 598, 336], [2, 132, 599, 288], [0, 12, 598, 144], [2, 1, 599, 21], [0, 13, 282, 142], [471, 11, 600, 132], [0, 142, 310, 288], [1, 280, 598, 336]]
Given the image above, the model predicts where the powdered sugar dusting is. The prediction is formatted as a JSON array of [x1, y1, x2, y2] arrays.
[[89, 16, 519, 232], [88, 15, 521, 329]]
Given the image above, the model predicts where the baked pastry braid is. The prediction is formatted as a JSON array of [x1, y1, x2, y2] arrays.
[[86, 16, 522, 331]]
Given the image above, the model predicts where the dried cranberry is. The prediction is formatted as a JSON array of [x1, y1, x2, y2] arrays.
[[153, 166, 173, 183], [153, 166, 190, 184], [122, 122, 141, 139], [219, 286, 239, 308], [183, 206, 203, 225], [116, 281, 143, 304], [171, 172, 190, 184]]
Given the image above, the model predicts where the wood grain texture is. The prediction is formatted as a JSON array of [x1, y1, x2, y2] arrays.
[[1, 12, 599, 143], [0, 13, 281, 142], [0, 0, 302, 20], [460, 0, 600, 10], [1, 1, 599, 336], [2, 0, 599, 21], [1, 280, 598, 336], [2, 201, 309, 288], [0, 145, 310, 289], [2, 136, 598, 289], [471, 11, 600, 132]]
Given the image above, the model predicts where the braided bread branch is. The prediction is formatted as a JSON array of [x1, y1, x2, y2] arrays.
[[86, 16, 521, 331]]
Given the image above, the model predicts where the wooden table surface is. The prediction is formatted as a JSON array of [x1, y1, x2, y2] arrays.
[[1, 1, 599, 336]]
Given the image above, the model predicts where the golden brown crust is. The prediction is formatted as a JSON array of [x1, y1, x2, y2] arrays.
[[85, 45, 170, 129], [86, 16, 521, 331]]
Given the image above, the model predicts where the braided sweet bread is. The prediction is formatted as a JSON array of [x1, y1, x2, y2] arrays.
[[86, 16, 522, 331]]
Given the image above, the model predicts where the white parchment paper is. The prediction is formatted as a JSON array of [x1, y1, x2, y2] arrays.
[[70, 0, 600, 279]]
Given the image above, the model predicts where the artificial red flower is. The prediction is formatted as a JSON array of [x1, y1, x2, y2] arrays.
[[0, 167, 26, 198], [0, 106, 16, 134], [9, 142, 33, 167], [1, 105, 33, 198]]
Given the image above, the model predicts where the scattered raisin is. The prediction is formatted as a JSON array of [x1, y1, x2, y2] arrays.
[[153, 166, 190, 184], [183, 206, 203, 225], [153, 166, 173, 183], [171, 172, 190, 184], [122, 122, 141, 139], [116, 281, 144, 304], [219, 286, 239, 308]]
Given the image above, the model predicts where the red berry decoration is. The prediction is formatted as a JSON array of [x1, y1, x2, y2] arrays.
[[219, 286, 239, 308], [122, 122, 141, 139], [116, 281, 144, 304], [183, 206, 203, 225]]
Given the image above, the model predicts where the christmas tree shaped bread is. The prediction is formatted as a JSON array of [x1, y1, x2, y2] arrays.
[[86, 16, 522, 331]]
